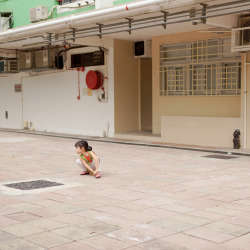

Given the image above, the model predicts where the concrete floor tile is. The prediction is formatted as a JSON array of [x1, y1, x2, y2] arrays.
[[31, 199, 88, 213], [149, 218, 196, 232], [221, 213, 250, 228], [91, 197, 149, 211], [0, 230, 17, 241], [0, 238, 44, 250], [205, 206, 244, 216], [26, 218, 68, 230], [204, 221, 250, 236], [130, 199, 164, 207], [24, 231, 73, 248], [51, 214, 90, 225], [187, 210, 230, 221], [141, 207, 179, 219], [163, 233, 218, 249], [221, 233, 250, 250], [0, 197, 24, 206], [159, 204, 197, 213], [79, 235, 130, 249], [75, 209, 137, 228], [105, 229, 153, 246], [123, 246, 144, 250], [170, 214, 212, 226], [5, 212, 41, 223], [233, 199, 250, 206], [0, 205, 22, 216], [184, 226, 236, 243], [95, 206, 159, 223], [1, 223, 45, 237], [137, 238, 189, 250], [176, 197, 223, 210], [49, 242, 97, 250], [24, 208, 63, 218], [9, 203, 43, 212], [219, 202, 250, 212], [127, 224, 176, 238], [52, 225, 95, 241], [0, 215, 19, 227], [76, 220, 120, 234]]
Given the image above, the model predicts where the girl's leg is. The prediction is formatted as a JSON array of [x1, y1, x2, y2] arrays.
[[90, 157, 101, 178], [76, 159, 89, 174]]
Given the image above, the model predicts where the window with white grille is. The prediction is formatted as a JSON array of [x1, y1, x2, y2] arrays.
[[160, 38, 241, 96]]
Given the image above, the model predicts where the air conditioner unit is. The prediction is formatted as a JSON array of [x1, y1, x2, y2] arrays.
[[30, 6, 48, 22], [134, 40, 152, 58], [19, 52, 34, 69], [0, 59, 19, 73], [239, 16, 250, 45], [8, 60, 19, 72], [62, 0, 77, 4], [0, 17, 10, 31], [35, 50, 56, 68], [0, 60, 7, 72], [95, 0, 113, 9]]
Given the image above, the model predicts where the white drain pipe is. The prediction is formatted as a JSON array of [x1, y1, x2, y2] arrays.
[[0, 0, 168, 41]]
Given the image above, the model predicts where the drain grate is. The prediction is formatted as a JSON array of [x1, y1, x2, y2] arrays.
[[203, 154, 238, 160], [4, 180, 63, 190]]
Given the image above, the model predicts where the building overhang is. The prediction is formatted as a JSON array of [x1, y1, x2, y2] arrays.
[[0, 0, 249, 51]]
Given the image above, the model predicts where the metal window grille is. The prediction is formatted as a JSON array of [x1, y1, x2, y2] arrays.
[[160, 38, 241, 96]]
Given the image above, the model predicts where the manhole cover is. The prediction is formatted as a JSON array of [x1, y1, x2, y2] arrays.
[[4, 180, 63, 190], [203, 154, 238, 160]]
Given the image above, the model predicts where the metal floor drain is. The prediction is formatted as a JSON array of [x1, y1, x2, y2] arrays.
[[4, 180, 64, 190], [203, 154, 238, 160]]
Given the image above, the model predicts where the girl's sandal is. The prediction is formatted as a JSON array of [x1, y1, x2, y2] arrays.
[[80, 171, 89, 175], [95, 172, 101, 178]]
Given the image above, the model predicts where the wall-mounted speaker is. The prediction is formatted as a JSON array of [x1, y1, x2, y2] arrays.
[[134, 40, 152, 58]]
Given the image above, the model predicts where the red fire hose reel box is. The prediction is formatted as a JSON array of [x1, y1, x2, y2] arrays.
[[86, 70, 104, 90]]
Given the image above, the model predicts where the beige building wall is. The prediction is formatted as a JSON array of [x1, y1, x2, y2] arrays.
[[114, 39, 139, 133], [152, 31, 242, 148], [140, 58, 152, 131], [162, 116, 241, 147], [246, 52, 250, 149]]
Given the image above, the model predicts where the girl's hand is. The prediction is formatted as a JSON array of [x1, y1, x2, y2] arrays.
[[93, 170, 97, 175]]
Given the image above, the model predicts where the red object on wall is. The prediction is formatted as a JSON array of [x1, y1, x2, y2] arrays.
[[86, 70, 104, 90]]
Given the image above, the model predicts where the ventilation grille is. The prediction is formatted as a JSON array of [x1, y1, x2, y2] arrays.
[[5, 180, 63, 190], [203, 154, 238, 160]]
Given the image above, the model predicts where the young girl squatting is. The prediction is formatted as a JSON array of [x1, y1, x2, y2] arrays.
[[75, 140, 101, 178]]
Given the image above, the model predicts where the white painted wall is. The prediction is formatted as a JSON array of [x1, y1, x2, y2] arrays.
[[0, 74, 24, 129], [0, 38, 115, 137]]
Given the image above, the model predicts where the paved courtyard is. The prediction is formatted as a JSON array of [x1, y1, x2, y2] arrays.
[[0, 131, 249, 250]]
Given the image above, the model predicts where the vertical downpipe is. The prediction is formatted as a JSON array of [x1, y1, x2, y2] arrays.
[[244, 54, 248, 149]]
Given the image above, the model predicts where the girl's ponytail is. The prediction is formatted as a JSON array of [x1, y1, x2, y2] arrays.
[[75, 140, 92, 151]]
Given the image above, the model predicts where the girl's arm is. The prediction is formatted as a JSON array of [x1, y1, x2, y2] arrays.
[[90, 151, 99, 174], [79, 157, 94, 174]]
